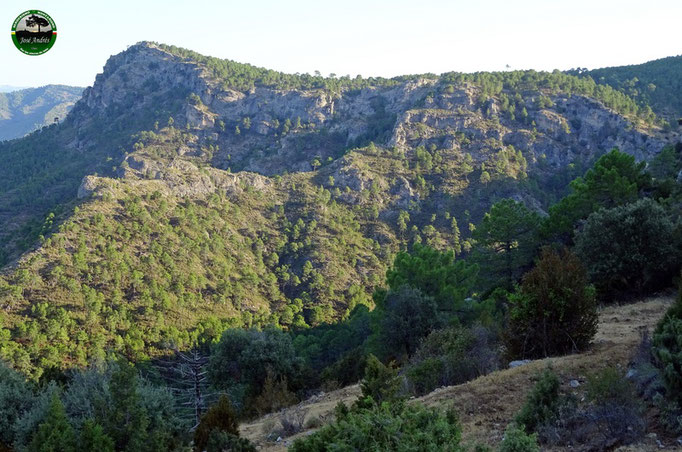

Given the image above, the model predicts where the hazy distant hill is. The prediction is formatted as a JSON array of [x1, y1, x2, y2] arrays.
[[0, 85, 28, 93], [0, 85, 83, 140]]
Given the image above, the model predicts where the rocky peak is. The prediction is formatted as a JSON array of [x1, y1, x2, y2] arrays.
[[80, 42, 209, 113]]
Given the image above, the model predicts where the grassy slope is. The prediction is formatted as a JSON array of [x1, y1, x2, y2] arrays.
[[240, 295, 674, 451]]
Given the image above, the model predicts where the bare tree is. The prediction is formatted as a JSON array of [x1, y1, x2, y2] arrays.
[[156, 348, 214, 430]]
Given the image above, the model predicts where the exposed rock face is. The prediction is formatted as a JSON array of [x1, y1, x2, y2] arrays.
[[77, 175, 100, 198], [74, 42, 668, 188], [81, 43, 210, 112]]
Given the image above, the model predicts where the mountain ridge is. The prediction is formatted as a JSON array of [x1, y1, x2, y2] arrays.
[[0, 42, 679, 377]]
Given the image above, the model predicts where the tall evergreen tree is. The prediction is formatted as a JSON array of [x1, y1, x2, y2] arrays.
[[79, 420, 114, 452], [105, 360, 149, 452], [28, 394, 76, 452], [473, 199, 540, 291]]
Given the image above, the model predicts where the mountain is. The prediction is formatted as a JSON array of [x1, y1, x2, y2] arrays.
[[0, 42, 676, 377], [0, 85, 28, 93], [568, 55, 682, 122], [0, 85, 84, 140]]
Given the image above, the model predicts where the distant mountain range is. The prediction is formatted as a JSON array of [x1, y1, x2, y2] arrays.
[[0, 85, 83, 140], [0, 85, 28, 93]]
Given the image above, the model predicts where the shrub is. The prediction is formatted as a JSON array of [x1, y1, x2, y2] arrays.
[[320, 347, 367, 388], [574, 198, 678, 300], [79, 420, 114, 452], [205, 430, 256, 452], [406, 357, 446, 396], [651, 287, 682, 433], [505, 247, 598, 359], [280, 408, 307, 437], [584, 367, 645, 445], [193, 395, 240, 452], [405, 326, 499, 395], [289, 402, 461, 452], [384, 243, 478, 313], [248, 369, 298, 416], [515, 368, 561, 433], [543, 148, 650, 242], [498, 425, 539, 452], [538, 367, 645, 448], [356, 354, 402, 408], [653, 314, 682, 404]]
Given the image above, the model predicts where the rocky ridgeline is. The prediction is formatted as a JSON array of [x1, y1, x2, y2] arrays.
[[72, 42, 667, 205]]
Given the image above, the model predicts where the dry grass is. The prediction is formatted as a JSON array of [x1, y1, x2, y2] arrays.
[[240, 295, 675, 451]]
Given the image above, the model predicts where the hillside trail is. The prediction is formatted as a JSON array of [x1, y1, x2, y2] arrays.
[[240, 295, 675, 451]]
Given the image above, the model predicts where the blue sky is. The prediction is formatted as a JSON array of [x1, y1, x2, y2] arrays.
[[2, 0, 681, 88]]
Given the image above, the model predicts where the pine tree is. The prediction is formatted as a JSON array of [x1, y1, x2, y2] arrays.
[[106, 360, 149, 452], [474, 198, 540, 290], [29, 393, 76, 452], [79, 420, 114, 452], [450, 217, 461, 255]]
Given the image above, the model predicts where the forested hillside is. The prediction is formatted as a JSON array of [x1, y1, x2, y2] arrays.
[[568, 55, 682, 122], [1, 42, 682, 451]]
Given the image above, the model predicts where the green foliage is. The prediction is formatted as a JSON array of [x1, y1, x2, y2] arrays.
[[542, 366, 644, 448], [473, 199, 540, 290], [0, 158, 386, 376], [571, 55, 682, 120], [586, 367, 638, 408], [440, 69, 653, 123], [376, 285, 442, 358], [28, 393, 76, 452], [498, 425, 539, 452], [159, 43, 408, 94], [58, 361, 184, 451], [543, 148, 650, 242], [515, 369, 561, 433], [649, 145, 682, 180], [208, 328, 303, 401], [505, 247, 598, 359], [574, 198, 678, 299], [405, 326, 499, 395], [290, 401, 462, 452], [0, 361, 35, 446], [385, 244, 478, 313], [653, 314, 682, 405], [294, 305, 372, 386], [357, 354, 402, 409], [249, 369, 298, 416], [320, 347, 368, 388], [106, 361, 150, 451], [79, 420, 114, 452], [206, 430, 256, 452], [193, 395, 240, 452]]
